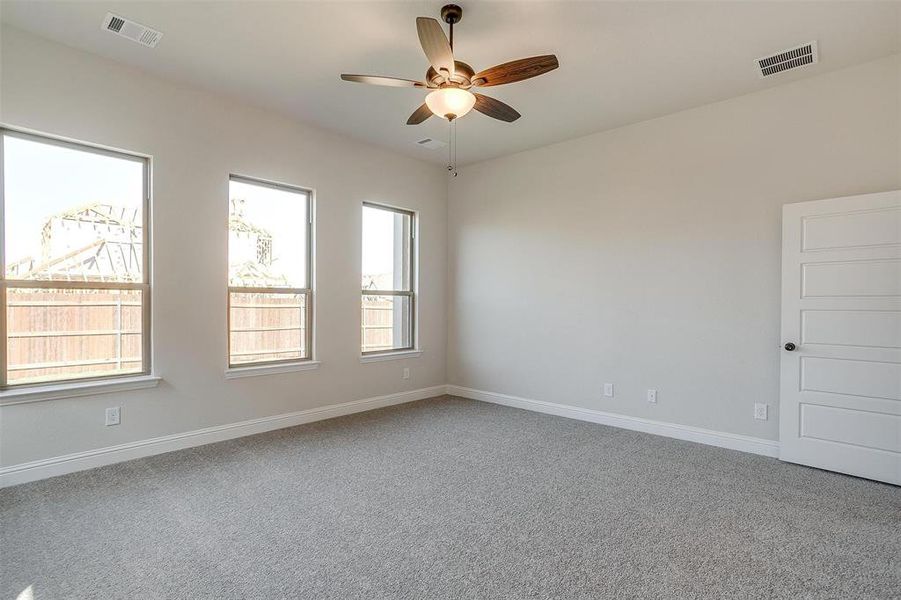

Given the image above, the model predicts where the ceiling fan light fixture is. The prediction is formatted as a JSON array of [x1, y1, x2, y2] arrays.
[[425, 88, 476, 120]]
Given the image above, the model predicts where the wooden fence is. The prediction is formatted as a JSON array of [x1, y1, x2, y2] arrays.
[[7, 290, 399, 384], [6, 288, 143, 384]]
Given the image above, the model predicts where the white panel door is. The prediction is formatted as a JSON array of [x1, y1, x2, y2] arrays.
[[781, 191, 901, 485]]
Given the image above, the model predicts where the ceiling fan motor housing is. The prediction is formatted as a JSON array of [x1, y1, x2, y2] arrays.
[[427, 61, 475, 88]]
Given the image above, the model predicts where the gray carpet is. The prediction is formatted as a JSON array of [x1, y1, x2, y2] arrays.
[[1, 396, 899, 600]]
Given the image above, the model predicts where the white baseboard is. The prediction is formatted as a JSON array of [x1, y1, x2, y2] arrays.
[[447, 385, 780, 458], [1, 384, 778, 488], [0, 385, 447, 488]]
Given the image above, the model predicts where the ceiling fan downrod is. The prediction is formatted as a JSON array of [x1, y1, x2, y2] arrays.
[[441, 4, 463, 50]]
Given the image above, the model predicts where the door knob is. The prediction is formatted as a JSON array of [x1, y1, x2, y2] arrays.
[[784, 342, 796, 352]]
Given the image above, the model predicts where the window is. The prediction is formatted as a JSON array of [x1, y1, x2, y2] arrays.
[[228, 176, 312, 367], [361, 203, 415, 354], [0, 129, 150, 388]]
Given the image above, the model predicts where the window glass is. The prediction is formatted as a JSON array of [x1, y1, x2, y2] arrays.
[[4, 135, 144, 283], [228, 179, 308, 289], [228, 291, 307, 365], [361, 203, 414, 354], [6, 288, 143, 385], [227, 177, 312, 367], [362, 205, 411, 291], [1, 130, 149, 387], [361, 294, 412, 353]]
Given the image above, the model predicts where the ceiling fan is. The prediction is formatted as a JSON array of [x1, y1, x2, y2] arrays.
[[340, 4, 559, 124]]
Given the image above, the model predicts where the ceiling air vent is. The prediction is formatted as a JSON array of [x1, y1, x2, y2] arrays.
[[102, 12, 163, 48], [416, 138, 447, 150], [755, 41, 817, 78]]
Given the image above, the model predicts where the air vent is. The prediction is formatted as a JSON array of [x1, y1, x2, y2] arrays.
[[102, 12, 163, 48], [416, 138, 447, 150], [755, 41, 817, 78]]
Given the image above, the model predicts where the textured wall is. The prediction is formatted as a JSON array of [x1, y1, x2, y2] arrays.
[[447, 54, 901, 441], [0, 27, 448, 466]]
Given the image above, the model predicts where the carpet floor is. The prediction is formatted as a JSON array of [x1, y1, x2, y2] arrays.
[[1, 395, 899, 599]]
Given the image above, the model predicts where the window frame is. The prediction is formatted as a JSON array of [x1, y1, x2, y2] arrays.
[[0, 127, 152, 390], [226, 174, 314, 369], [361, 201, 416, 356]]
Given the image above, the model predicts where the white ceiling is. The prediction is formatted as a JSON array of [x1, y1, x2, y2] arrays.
[[1, 1, 898, 166]]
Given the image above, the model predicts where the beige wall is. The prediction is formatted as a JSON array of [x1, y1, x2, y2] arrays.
[[0, 27, 447, 466], [448, 54, 901, 441]]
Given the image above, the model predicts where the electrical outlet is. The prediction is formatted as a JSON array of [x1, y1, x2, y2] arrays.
[[754, 403, 768, 420], [603, 383, 614, 398], [647, 389, 657, 404], [402, 367, 410, 380], [105, 406, 121, 426]]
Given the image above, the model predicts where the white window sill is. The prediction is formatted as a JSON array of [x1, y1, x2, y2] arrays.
[[0, 375, 162, 406], [360, 350, 422, 364], [225, 361, 321, 380]]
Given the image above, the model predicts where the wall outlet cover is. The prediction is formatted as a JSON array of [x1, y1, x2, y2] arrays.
[[647, 389, 657, 404], [402, 368, 410, 380], [754, 403, 768, 420], [105, 406, 121, 426], [603, 383, 614, 397]]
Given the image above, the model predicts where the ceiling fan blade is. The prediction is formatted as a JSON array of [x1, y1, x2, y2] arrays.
[[416, 17, 455, 79], [340, 74, 428, 88], [473, 93, 521, 122], [472, 55, 559, 87], [406, 103, 433, 125]]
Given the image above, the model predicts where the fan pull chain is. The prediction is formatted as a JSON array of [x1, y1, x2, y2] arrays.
[[447, 119, 459, 177], [454, 119, 458, 173]]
